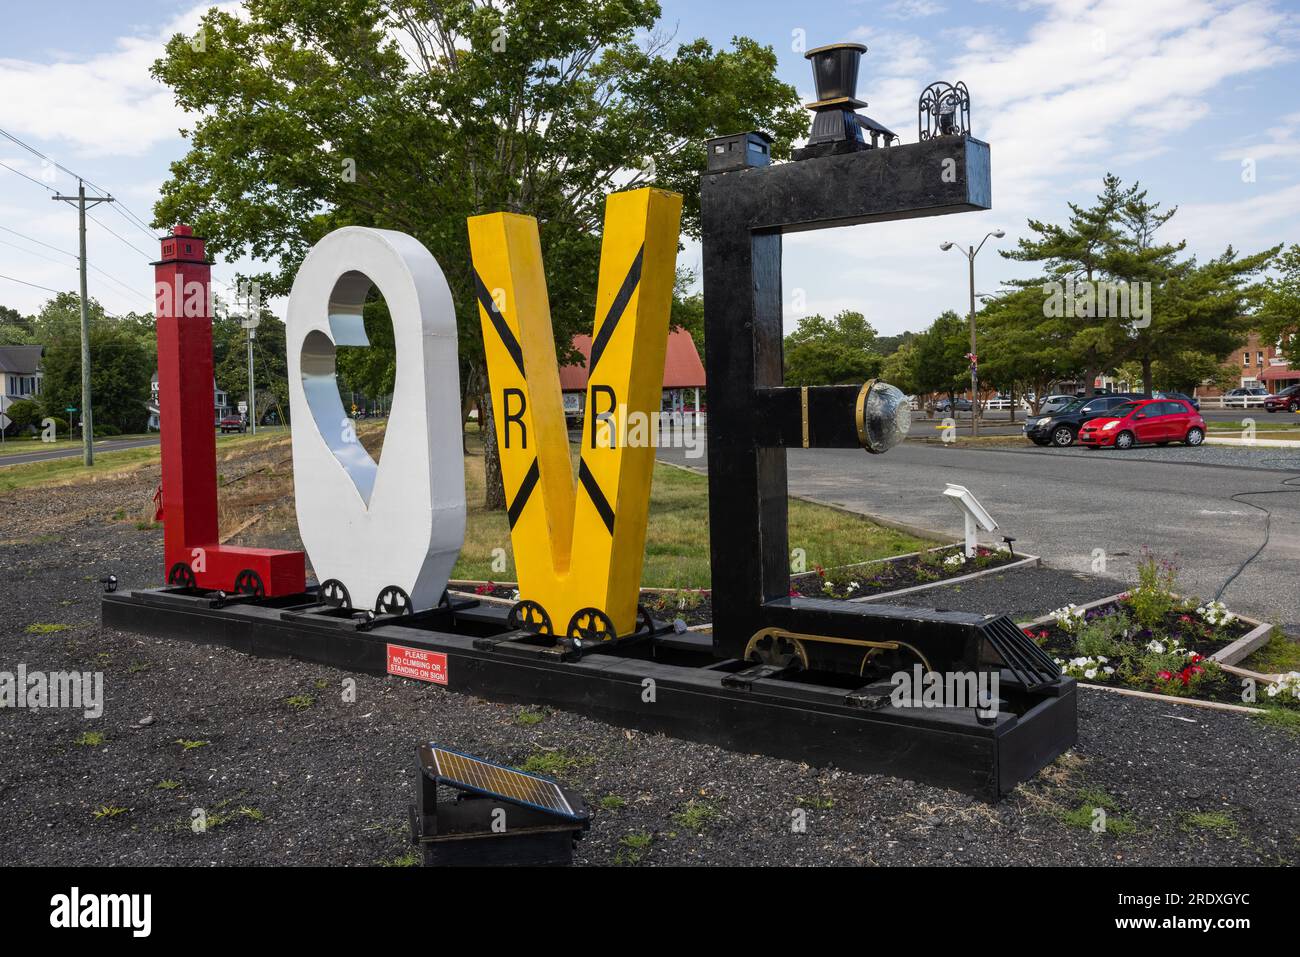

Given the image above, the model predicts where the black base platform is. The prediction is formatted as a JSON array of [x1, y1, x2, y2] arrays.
[[102, 588, 1077, 800]]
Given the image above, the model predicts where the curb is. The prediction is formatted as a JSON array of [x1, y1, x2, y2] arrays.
[[850, 553, 1042, 604]]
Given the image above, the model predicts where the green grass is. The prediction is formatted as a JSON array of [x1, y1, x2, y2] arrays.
[[513, 707, 545, 727], [671, 799, 721, 831], [451, 441, 933, 587], [156, 779, 182, 791], [518, 749, 590, 777], [797, 794, 835, 810], [1241, 630, 1300, 675], [91, 804, 127, 820], [284, 694, 315, 710], [1254, 707, 1300, 735], [614, 831, 653, 865], [599, 795, 627, 811], [1058, 788, 1136, 835], [1181, 810, 1237, 835], [25, 622, 70, 634], [175, 738, 209, 751], [378, 849, 421, 867], [0, 426, 290, 493], [75, 731, 106, 746]]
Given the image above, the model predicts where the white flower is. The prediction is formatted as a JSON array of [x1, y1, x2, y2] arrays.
[[944, 554, 966, 568], [1096, 656, 1108, 664], [1103, 666, 1115, 675], [848, 580, 860, 590], [1084, 669, 1097, 679], [1145, 640, 1165, 654]]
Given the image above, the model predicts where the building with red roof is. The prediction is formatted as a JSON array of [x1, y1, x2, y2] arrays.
[[559, 328, 706, 421]]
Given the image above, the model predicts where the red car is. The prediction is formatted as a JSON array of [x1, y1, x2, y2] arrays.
[[1078, 399, 1205, 450]]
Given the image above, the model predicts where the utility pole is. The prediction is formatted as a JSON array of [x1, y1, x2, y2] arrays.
[[52, 180, 114, 466], [941, 229, 1004, 439], [238, 290, 260, 436]]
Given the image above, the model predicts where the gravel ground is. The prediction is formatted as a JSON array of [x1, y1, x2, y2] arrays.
[[2, 454, 1297, 867], [1010, 442, 1300, 472]]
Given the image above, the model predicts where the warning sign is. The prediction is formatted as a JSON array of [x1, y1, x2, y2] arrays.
[[386, 644, 448, 685]]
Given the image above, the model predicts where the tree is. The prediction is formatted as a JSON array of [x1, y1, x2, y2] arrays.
[[213, 310, 292, 423], [910, 310, 969, 408], [150, 0, 805, 507], [0, 306, 37, 345], [880, 340, 919, 396], [978, 288, 1078, 416], [1002, 174, 1272, 399], [783, 310, 882, 386], [3, 398, 42, 432], [1257, 243, 1300, 358], [41, 322, 153, 434]]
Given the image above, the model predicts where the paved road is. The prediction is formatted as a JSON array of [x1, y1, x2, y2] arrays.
[[658, 438, 1300, 634], [0, 436, 161, 467]]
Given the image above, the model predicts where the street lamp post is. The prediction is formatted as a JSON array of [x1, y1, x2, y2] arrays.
[[940, 229, 1004, 438]]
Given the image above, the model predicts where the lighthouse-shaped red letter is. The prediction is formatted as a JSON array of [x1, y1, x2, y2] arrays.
[[154, 225, 305, 596]]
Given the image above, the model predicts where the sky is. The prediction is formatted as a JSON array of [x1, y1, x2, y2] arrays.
[[1, 0, 1299, 338]]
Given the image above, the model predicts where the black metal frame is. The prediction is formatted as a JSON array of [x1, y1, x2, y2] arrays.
[[700, 133, 993, 664]]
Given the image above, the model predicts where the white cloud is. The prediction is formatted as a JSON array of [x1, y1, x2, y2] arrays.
[[0, 4, 234, 159]]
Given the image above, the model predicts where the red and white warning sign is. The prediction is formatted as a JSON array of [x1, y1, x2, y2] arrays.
[[386, 644, 448, 685]]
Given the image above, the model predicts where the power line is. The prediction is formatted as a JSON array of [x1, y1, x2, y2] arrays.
[[86, 210, 152, 260], [0, 222, 153, 306], [0, 272, 66, 295], [0, 159, 55, 193]]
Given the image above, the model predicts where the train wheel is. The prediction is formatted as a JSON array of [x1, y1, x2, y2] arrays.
[[565, 608, 616, 654], [233, 569, 266, 599], [319, 579, 351, 610], [375, 585, 412, 616], [167, 562, 196, 590], [743, 630, 808, 670], [507, 599, 552, 636], [860, 641, 931, 678]]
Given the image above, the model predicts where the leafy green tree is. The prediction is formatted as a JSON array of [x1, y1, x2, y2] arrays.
[[1257, 243, 1300, 357], [0, 305, 37, 345], [150, 0, 805, 507], [880, 340, 919, 396], [783, 310, 882, 386], [910, 310, 969, 409], [41, 322, 153, 434], [978, 288, 1078, 416], [3, 398, 42, 431]]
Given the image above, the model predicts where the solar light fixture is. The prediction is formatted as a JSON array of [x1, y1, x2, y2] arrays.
[[856, 380, 912, 454], [943, 482, 998, 557]]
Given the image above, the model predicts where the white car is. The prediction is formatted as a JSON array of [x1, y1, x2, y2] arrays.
[[1222, 387, 1268, 408]]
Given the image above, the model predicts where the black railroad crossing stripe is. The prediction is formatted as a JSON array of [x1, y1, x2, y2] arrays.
[[578, 459, 615, 535], [507, 458, 541, 529], [473, 267, 525, 378], [586, 245, 644, 376]]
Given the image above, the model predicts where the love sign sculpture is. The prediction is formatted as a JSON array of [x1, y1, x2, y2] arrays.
[[286, 227, 466, 614]]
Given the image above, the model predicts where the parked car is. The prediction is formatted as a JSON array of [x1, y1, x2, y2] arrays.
[[218, 415, 246, 434], [1264, 383, 1300, 413], [1223, 387, 1269, 408], [1078, 399, 1205, 450], [1036, 394, 1077, 417], [934, 397, 973, 413], [1153, 390, 1200, 411], [1023, 393, 1145, 447]]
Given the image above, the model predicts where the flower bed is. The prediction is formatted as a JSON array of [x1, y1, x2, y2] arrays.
[[1022, 553, 1299, 710], [789, 543, 1025, 601]]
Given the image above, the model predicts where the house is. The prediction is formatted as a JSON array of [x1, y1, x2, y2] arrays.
[[0, 345, 43, 434], [1197, 332, 1297, 396], [147, 371, 232, 430], [558, 328, 706, 422]]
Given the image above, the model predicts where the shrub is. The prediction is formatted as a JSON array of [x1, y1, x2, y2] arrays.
[[1125, 551, 1180, 630]]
